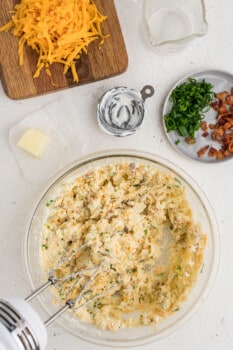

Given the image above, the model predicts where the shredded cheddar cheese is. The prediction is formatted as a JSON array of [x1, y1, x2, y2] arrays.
[[0, 0, 109, 82]]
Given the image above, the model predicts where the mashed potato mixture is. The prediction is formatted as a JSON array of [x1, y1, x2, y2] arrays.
[[40, 162, 206, 330]]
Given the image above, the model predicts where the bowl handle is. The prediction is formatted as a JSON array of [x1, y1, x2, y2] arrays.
[[140, 85, 155, 101]]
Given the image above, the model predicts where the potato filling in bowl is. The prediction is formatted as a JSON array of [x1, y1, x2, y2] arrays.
[[40, 162, 206, 331]]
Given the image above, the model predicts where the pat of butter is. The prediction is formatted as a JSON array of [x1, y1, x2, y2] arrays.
[[17, 128, 49, 158]]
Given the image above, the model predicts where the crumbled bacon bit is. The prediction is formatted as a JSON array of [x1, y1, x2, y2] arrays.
[[218, 100, 228, 114], [129, 163, 136, 173], [217, 150, 224, 160], [210, 101, 219, 111], [208, 147, 217, 157], [193, 88, 233, 160], [85, 172, 94, 178], [209, 123, 216, 129], [185, 136, 196, 144], [200, 121, 208, 131], [205, 88, 233, 160], [215, 91, 228, 100], [223, 122, 232, 130], [225, 117, 233, 126], [225, 95, 233, 105], [197, 145, 209, 157], [211, 127, 225, 141], [223, 149, 231, 157], [228, 142, 233, 152]]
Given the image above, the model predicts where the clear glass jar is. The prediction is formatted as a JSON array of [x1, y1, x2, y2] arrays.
[[142, 0, 208, 53]]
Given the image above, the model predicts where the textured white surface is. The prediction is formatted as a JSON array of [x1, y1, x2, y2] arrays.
[[0, 0, 233, 349]]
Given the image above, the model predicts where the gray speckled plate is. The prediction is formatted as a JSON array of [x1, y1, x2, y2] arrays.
[[163, 70, 233, 163]]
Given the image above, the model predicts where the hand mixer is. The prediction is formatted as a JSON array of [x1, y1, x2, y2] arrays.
[[0, 243, 118, 350]]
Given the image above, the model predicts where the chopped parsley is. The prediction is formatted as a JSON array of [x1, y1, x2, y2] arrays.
[[46, 199, 54, 207], [164, 78, 214, 138]]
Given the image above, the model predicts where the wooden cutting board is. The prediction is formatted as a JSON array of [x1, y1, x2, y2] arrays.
[[0, 0, 128, 99]]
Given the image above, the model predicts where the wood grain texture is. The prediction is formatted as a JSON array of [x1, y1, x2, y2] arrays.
[[0, 0, 128, 99]]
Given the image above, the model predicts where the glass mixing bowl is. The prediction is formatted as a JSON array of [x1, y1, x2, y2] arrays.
[[23, 149, 220, 347]]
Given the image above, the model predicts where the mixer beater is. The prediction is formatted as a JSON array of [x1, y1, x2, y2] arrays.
[[0, 243, 119, 350]]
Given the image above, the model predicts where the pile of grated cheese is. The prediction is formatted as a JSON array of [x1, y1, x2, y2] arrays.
[[0, 0, 109, 82]]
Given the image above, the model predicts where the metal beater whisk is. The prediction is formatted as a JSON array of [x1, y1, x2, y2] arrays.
[[0, 243, 119, 350]]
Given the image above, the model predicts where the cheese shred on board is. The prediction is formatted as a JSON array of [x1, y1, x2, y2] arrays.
[[0, 0, 109, 82]]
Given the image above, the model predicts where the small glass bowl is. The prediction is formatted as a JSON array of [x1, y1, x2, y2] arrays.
[[23, 149, 219, 347], [142, 0, 208, 53]]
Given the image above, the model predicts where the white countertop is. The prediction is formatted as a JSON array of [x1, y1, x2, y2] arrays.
[[0, 0, 233, 349]]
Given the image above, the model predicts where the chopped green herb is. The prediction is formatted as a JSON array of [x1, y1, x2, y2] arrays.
[[157, 272, 165, 277], [46, 199, 54, 207], [139, 295, 144, 303], [164, 78, 214, 138], [174, 178, 181, 186], [93, 300, 102, 309], [58, 289, 65, 296], [126, 267, 137, 274], [200, 263, 204, 273], [133, 183, 141, 188], [42, 244, 48, 249], [175, 139, 180, 145], [144, 229, 148, 235]]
